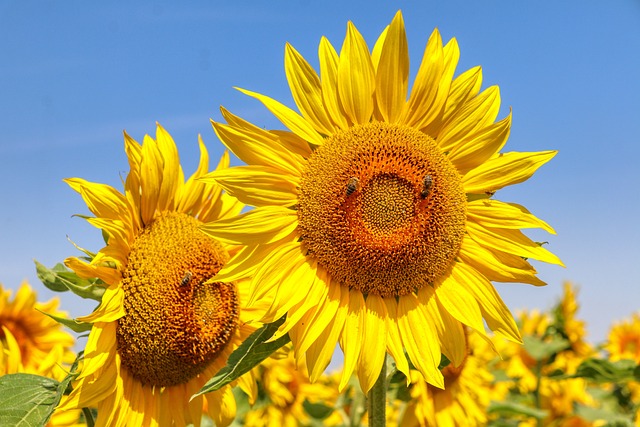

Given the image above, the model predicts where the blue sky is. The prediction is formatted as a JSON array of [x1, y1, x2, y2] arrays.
[[0, 1, 639, 343]]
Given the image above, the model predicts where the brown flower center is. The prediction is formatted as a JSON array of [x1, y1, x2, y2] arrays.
[[297, 122, 466, 298], [117, 211, 238, 387]]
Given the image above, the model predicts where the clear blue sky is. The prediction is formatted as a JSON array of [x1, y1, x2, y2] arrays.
[[1, 1, 639, 343]]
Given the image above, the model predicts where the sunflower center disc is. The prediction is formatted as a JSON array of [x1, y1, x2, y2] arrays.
[[117, 211, 238, 387], [297, 122, 466, 298]]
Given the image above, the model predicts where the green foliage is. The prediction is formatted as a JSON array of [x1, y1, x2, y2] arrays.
[[195, 316, 291, 397], [488, 400, 548, 420], [34, 260, 105, 301], [522, 335, 569, 361], [560, 358, 640, 383], [0, 374, 58, 427]]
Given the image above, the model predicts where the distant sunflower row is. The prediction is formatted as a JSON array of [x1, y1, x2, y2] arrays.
[[0, 9, 606, 427]]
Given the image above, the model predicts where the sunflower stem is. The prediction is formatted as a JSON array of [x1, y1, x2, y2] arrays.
[[367, 353, 387, 427]]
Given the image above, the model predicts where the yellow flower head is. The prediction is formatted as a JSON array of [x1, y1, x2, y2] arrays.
[[399, 332, 493, 427], [242, 348, 341, 427], [0, 281, 75, 377], [606, 313, 640, 363], [201, 11, 561, 392], [57, 125, 266, 427], [0, 281, 82, 427]]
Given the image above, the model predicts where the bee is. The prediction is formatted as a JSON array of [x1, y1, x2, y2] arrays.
[[180, 271, 193, 287], [421, 175, 433, 198], [346, 177, 359, 196], [485, 190, 496, 197]]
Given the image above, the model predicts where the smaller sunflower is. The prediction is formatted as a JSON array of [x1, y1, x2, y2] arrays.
[[397, 331, 493, 427], [56, 125, 267, 427], [0, 281, 75, 376], [606, 313, 640, 363], [242, 347, 342, 427], [0, 281, 83, 427]]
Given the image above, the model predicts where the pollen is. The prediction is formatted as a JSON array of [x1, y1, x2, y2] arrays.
[[116, 211, 238, 387], [297, 122, 466, 298]]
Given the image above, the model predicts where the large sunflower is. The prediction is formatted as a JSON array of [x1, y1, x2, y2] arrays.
[[56, 125, 266, 426], [201, 11, 562, 392]]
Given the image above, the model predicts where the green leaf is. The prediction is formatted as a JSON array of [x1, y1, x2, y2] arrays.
[[194, 317, 290, 398], [0, 373, 59, 427], [487, 400, 548, 419], [557, 358, 640, 383], [575, 404, 634, 426], [522, 335, 569, 361], [35, 260, 105, 301], [36, 309, 92, 333], [303, 399, 335, 420]]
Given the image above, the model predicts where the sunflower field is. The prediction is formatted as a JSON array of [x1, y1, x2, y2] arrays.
[[1, 9, 639, 427]]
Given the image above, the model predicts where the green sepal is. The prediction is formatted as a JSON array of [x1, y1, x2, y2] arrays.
[[193, 316, 290, 398], [35, 260, 105, 301], [36, 309, 92, 333]]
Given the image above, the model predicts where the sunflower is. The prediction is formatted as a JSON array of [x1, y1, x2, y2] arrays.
[[0, 281, 83, 427], [0, 281, 75, 376], [56, 125, 266, 427], [397, 332, 494, 427], [606, 313, 640, 363], [201, 10, 561, 392], [241, 347, 342, 427]]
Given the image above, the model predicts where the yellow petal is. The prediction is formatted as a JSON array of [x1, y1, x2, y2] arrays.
[[273, 267, 329, 339], [318, 36, 349, 130], [337, 21, 375, 125], [247, 241, 308, 307], [339, 290, 364, 391], [306, 286, 349, 382], [154, 124, 181, 213], [285, 43, 336, 135], [77, 286, 125, 323], [448, 111, 512, 175], [383, 297, 410, 379], [374, 11, 409, 123], [458, 235, 547, 286], [212, 111, 306, 176], [466, 221, 564, 266], [357, 294, 388, 393], [200, 165, 298, 207], [64, 178, 129, 222], [293, 270, 341, 355], [463, 150, 557, 194], [139, 134, 164, 225], [206, 386, 237, 427], [397, 293, 444, 388], [438, 86, 501, 153], [435, 266, 487, 336], [200, 206, 298, 246], [400, 28, 444, 129], [440, 65, 482, 125], [235, 88, 324, 146], [454, 262, 522, 343], [262, 255, 318, 323], [467, 198, 556, 234], [417, 285, 466, 368], [176, 137, 213, 214]]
